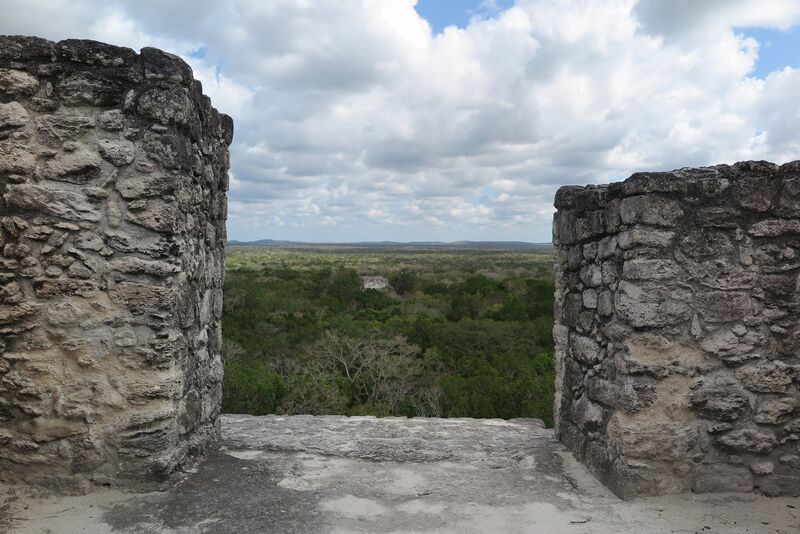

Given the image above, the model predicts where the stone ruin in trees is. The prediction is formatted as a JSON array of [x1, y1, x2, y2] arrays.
[[0, 36, 797, 498]]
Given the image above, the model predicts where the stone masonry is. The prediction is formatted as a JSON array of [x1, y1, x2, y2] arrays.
[[0, 36, 232, 489], [553, 161, 800, 498]]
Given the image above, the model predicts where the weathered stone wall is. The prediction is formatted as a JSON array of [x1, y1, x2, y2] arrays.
[[0, 36, 232, 489], [553, 161, 800, 498]]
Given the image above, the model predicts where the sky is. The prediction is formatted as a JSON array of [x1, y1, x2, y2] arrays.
[[1, 1, 799, 243]]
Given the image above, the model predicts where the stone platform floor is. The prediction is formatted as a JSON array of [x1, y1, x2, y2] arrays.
[[2, 415, 799, 533]]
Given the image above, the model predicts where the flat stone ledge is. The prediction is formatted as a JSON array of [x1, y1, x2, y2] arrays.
[[2, 415, 798, 533]]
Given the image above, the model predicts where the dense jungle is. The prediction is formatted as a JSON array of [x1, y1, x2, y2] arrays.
[[221, 244, 556, 426]]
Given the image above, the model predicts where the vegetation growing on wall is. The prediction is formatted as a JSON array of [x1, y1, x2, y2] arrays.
[[221, 246, 556, 425]]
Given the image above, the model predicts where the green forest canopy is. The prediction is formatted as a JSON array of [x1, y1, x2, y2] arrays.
[[221, 247, 556, 426]]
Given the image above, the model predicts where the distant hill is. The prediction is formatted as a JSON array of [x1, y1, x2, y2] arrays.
[[225, 239, 553, 252]]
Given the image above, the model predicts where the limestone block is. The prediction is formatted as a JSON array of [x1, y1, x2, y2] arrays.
[[97, 138, 135, 165], [784, 419, 800, 433], [698, 327, 758, 364], [597, 290, 614, 317], [58, 71, 124, 106], [569, 394, 605, 429], [679, 231, 735, 259], [619, 195, 683, 226], [621, 259, 680, 281], [0, 68, 39, 95], [34, 278, 98, 299], [142, 130, 190, 170], [97, 109, 124, 131], [779, 455, 800, 469], [115, 173, 180, 199], [608, 457, 691, 498], [696, 291, 750, 323], [625, 334, 711, 374], [34, 149, 103, 184], [677, 258, 755, 291], [604, 198, 622, 233], [104, 229, 175, 257], [75, 232, 104, 251], [0, 139, 36, 174], [597, 235, 617, 260], [569, 333, 602, 364], [137, 87, 192, 125], [0, 302, 39, 324], [692, 464, 753, 493], [36, 111, 95, 145], [735, 360, 793, 393], [4, 183, 100, 222], [24, 225, 54, 240], [561, 293, 583, 327], [567, 245, 582, 270], [575, 210, 606, 241], [0, 101, 30, 129], [607, 415, 698, 461], [600, 261, 618, 285], [109, 281, 175, 310], [715, 428, 775, 454], [553, 211, 576, 245], [0, 281, 24, 304], [126, 199, 181, 233], [758, 475, 800, 497], [696, 206, 742, 228], [587, 377, 655, 414], [777, 181, 800, 217], [141, 46, 194, 84], [753, 244, 800, 272], [582, 288, 597, 309], [688, 385, 749, 421], [579, 264, 602, 287], [735, 175, 776, 211], [622, 172, 690, 195], [748, 219, 800, 237], [750, 461, 774, 475], [109, 257, 180, 277], [582, 242, 597, 261], [17, 417, 88, 443], [614, 281, 691, 328], [753, 397, 798, 424], [617, 226, 675, 249]]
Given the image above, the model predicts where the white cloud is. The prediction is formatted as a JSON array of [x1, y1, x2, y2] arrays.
[[0, 0, 799, 242], [634, 0, 800, 35]]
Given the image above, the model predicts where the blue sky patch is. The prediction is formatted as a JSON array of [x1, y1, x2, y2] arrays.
[[187, 46, 208, 60], [415, 0, 514, 33], [740, 25, 800, 78]]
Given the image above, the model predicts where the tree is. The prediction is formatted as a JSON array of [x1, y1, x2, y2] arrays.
[[300, 331, 423, 414], [222, 360, 284, 415], [389, 269, 417, 295], [221, 337, 245, 364], [280, 371, 349, 415]]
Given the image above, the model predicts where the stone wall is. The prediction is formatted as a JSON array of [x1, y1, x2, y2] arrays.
[[0, 36, 232, 490], [553, 161, 800, 498]]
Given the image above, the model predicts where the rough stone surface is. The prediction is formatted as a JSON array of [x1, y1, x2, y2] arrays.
[[0, 36, 232, 489], [2, 415, 799, 534], [554, 161, 800, 498]]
